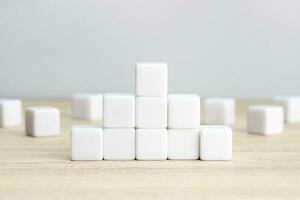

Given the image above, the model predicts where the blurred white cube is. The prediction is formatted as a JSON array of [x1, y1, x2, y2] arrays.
[[168, 94, 200, 128], [204, 98, 235, 125], [103, 128, 135, 160], [136, 63, 168, 96], [247, 105, 284, 135], [136, 129, 167, 160], [136, 97, 167, 128], [72, 94, 102, 120], [0, 99, 22, 127], [71, 125, 103, 161], [168, 129, 200, 160], [103, 93, 135, 128], [200, 125, 232, 160], [273, 97, 300, 123], [26, 107, 60, 137]]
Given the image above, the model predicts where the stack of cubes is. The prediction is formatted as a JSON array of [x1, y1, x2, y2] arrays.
[[168, 94, 200, 159], [103, 93, 135, 160], [135, 63, 168, 160], [70, 63, 232, 161]]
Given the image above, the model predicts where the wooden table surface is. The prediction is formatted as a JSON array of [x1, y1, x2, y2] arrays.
[[0, 99, 300, 200]]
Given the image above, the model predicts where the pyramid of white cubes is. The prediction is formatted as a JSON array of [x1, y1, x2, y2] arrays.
[[71, 63, 233, 161]]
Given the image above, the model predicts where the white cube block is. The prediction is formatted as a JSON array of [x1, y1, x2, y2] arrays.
[[168, 94, 200, 128], [103, 128, 135, 160], [168, 129, 200, 160], [72, 94, 102, 120], [273, 97, 300, 123], [204, 98, 235, 125], [0, 99, 22, 127], [136, 129, 167, 160], [200, 125, 232, 160], [136, 97, 167, 128], [247, 105, 284, 135], [103, 93, 135, 128], [71, 125, 103, 161], [136, 63, 168, 96], [25, 107, 60, 137]]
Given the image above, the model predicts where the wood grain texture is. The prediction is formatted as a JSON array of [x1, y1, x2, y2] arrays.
[[0, 99, 300, 200]]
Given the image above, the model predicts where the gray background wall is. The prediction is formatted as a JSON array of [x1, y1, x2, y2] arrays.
[[0, 0, 299, 98]]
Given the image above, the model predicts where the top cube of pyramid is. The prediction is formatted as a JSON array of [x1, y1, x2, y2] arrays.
[[136, 63, 168, 96]]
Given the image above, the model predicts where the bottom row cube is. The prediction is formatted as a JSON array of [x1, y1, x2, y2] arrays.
[[70, 126, 232, 161], [71, 125, 103, 161], [136, 129, 168, 160], [168, 129, 200, 160], [104, 128, 135, 160], [200, 126, 232, 160]]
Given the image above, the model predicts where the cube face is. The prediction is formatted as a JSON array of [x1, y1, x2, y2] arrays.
[[103, 128, 135, 160], [168, 129, 200, 160], [289, 99, 300, 122], [26, 107, 60, 137], [247, 109, 264, 134], [136, 97, 167, 128], [168, 94, 200, 128], [265, 108, 284, 134], [136, 63, 168, 96], [247, 105, 284, 135], [72, 94, 102, 120], [136, 129, 167, 160], [103, 94, 135, 128], [200, 126, 232, 160], [204, 98, 235, 125], [0, 99, 22, 127], [71, 125, 103, 161], [273, 97, 300, 123]]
